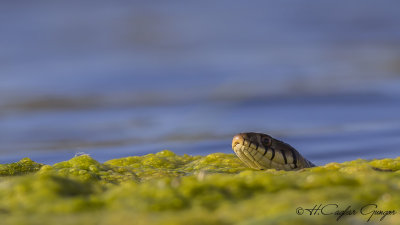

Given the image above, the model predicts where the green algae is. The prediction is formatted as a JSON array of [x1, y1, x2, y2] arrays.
[[0, 158, 43, 176], [1, 150, 400, 225]]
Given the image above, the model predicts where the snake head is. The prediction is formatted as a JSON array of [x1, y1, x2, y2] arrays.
[[232, 132, 314, 170]]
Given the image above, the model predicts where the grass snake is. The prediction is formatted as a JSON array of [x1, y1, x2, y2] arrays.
[[232, 132, 315, 170]]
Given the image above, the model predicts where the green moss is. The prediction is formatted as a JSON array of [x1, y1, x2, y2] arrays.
[[0, 158, 43, 176], [0, 151, 400, 225]]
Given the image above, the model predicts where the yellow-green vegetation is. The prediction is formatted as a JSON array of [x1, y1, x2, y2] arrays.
[[1, 150, 400, 225]]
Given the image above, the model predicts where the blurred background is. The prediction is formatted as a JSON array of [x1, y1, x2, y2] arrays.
[[1, 0, 400, 165]]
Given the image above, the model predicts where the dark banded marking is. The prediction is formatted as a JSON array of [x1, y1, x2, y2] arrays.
[[280, 149, 287, 164], [262, 147, 268, 156], [270, 147, 275, 160], [289, 148, 298, 168]]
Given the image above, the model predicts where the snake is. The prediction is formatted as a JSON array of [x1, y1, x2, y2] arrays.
[[232, 132, 315, 170]]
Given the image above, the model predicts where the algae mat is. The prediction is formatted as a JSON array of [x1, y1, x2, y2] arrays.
[[1, 150, 400, 225]]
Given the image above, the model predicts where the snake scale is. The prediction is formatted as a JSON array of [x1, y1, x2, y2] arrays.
[[232, 132, 315, 170]]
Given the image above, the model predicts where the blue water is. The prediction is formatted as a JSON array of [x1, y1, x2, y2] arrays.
[[1, 1, 400, 165]]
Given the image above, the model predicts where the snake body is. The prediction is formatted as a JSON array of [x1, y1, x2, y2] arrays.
[[232, 132, 315, 170]]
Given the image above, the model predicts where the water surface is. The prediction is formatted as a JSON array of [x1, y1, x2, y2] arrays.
[[1, 1, 400, 165]]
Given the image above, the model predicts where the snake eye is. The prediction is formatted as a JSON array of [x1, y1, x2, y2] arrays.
[[262, 137, 271, 147]]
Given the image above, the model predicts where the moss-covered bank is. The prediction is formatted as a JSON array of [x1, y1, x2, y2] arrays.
[[1, 150, 400, 225]]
